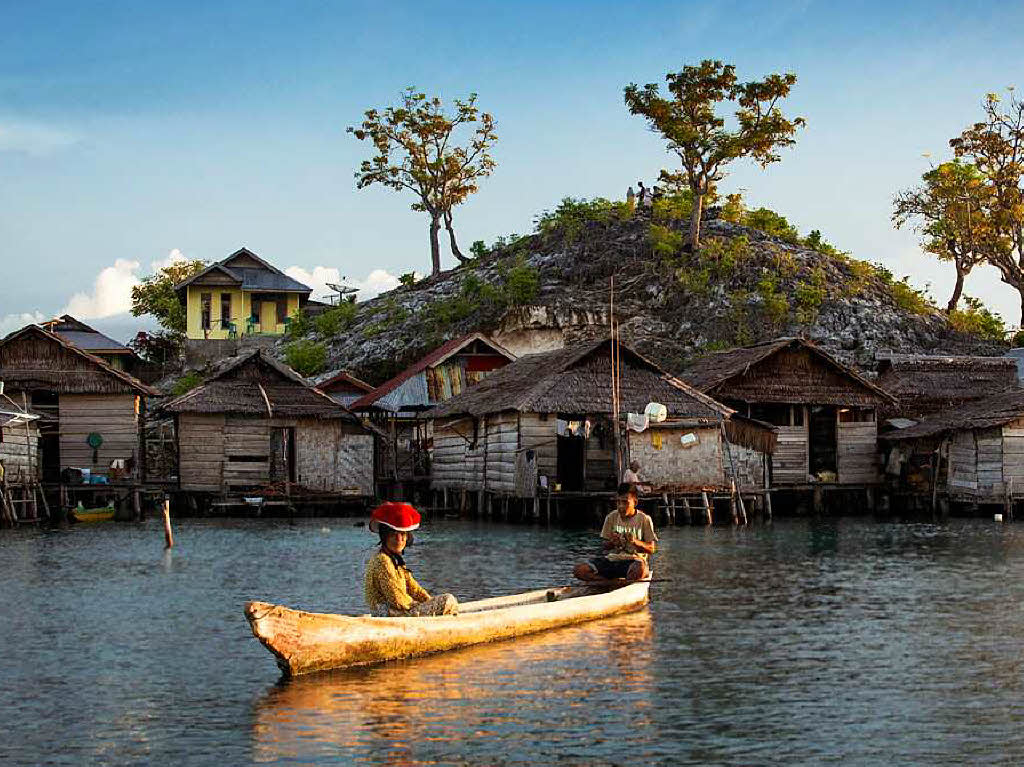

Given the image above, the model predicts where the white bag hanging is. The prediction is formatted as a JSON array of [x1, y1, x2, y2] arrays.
[[644, 402, 667, 423]]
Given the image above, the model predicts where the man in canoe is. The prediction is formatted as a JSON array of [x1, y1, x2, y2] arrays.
[[364, 501, 459, 617], [573, 482, 656, 583]]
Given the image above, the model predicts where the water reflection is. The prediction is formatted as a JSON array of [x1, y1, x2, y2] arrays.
[[252, 610, 653, 764]]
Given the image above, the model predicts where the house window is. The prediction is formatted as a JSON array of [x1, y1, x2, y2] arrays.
[[200, 293, 212, 330], [792, 406, 804, 426], [750, 403, 791, 427], [839, 407, 875, 423], [220, 293, 232, 327]]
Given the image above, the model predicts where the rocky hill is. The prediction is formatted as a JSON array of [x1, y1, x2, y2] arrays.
[[285, 199, 1006, 385]]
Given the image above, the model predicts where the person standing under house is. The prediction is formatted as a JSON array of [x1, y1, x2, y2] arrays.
[[622, 460, 642, 484], [364, 502, 459, 617], [573, 483, 656, 583]]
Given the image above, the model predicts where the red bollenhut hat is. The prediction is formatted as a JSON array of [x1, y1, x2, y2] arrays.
[[368, 501, 421, 533]]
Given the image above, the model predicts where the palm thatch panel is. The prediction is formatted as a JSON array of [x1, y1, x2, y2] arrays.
[[875, 353, 1018, 418], [682, 338, 893, 407]]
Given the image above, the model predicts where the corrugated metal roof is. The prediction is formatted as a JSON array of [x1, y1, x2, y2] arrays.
[[55, 330, 129, 352]]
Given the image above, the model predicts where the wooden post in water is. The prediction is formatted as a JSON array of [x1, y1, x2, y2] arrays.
[[162, 498, 174, 549], [132, 488, 142, 521], [701, 491, 712, 525], [681, 496, 692, 525], [729, 482, 739, 525], [764, 489, 773, 521]]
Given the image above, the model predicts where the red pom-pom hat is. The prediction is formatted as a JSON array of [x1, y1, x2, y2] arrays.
[[368, 501, 421, 532]]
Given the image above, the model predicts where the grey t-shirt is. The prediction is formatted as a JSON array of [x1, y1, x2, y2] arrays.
[[600, 510, 657, 562]]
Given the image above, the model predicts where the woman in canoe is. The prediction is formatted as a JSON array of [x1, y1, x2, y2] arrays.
[[364, 502, 459, 617]]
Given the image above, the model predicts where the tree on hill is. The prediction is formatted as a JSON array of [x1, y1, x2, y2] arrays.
[[950, 89, 1024, 324], [348, 88, 498, 276], [893, 160, 991, 312], [624, 60, 805, 251], [130, 259, 207, 333]]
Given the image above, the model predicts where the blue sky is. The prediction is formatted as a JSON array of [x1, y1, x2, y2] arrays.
[[2, 0, 1023, 339]]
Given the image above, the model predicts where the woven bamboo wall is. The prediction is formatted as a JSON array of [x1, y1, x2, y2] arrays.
[[627, 427, 726, 489], [294, 420, 373, 495]]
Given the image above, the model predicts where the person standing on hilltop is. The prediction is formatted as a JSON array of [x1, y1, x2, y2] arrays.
[[626, 185, 636, 211], [636, 181, 648, 209]]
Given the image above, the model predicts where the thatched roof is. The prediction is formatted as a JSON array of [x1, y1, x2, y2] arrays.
[[681, 338, 894, 407], [430, 339, 732, 421], [0, 324, 157, 396], [875, 353, 1018, 418], [882, 388, 1024, 441], [161, 349, 359, 420]]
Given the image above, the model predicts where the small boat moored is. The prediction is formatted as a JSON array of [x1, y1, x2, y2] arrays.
[[245, 577, 652, 677]]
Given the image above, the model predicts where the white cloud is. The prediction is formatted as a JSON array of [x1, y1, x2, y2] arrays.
[[62, 258, 141, 320], [0, 120, 79, 156], [151, 247, 187, 273], [0, 311, 47, 337], [285, 266, 408, 301]]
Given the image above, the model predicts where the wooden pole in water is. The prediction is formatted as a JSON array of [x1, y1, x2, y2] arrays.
[[162, 497, 174, 549], [701, 491, 712, 525]]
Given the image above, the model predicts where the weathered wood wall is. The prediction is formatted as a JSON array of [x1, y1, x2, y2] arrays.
[[837, 422, 878, 485], [773, 425, 808, 484], [519, 413, 556, 478], [59, 394, 139, 477], [432, 418, 484, 491], [179, 413, 225, 491], [223, 418, 269, 490], [0, 418, 39, 484], [1002, 417, 1024, 496], [977, 427, 1004, 495], [483, 412, 518, 494]]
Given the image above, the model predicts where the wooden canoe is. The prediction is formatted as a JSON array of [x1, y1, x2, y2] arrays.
[[72, 507, 115, 523], [245, 578, 651, 677]]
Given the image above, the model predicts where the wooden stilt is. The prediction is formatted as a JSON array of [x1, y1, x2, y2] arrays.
[[764, 490, 773, 521], [36, 484, 51, 520], [701, 491, 712, 525], [737, 491, 748, 525], [681, 496, 692, 525], [162, 498, 174, 549], [729, 482, 738, 525], [813, 486, 823, 515], [132, 489, 142, 521]]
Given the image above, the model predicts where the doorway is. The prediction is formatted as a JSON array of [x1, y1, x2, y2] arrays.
[[270, 427, 296, 483], [808, 405, 838, 478], [556, 415, 586, 492]]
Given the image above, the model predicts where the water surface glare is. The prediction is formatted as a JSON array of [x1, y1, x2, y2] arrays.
[[3, 517, 1024, 765]]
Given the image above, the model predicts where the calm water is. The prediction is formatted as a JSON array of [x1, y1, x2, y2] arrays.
[[3, 515, 1024, 765]]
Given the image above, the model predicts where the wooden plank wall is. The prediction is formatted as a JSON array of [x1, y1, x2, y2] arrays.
[[837, 422, 878, 484], [1003, 418, 1024, 496], [584, 418, 616, 492], [223, 418, 270, 490], [294, 420, 373, 494], [0, 419, 39, 484], [59, 394, 139, 477], [484, 412, 518, 494], [431, 419, 483, 491], [948, 430, 977, 491], [976, 426, 1003, 495], [773, 425, 808, 483], [520, 413, 556, 478], [179, 413, 225, 491]]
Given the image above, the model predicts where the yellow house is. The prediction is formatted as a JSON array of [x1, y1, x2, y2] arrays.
[[175, 248, 312, 341]]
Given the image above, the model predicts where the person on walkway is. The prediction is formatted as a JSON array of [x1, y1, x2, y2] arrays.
[[573, 483, 657, 583], [364, 502, 459, 617], [622, 461, 642, 484]]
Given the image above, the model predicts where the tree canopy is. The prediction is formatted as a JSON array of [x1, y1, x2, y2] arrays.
[[130, 259, 207, 333], [348, 88, 497, 276], [893, 160, 991, 312], [948, 90, 1024, 324], [624, 60, 804, 250]]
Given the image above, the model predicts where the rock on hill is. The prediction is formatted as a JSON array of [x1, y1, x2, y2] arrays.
[[287, 204, 1006, 385]]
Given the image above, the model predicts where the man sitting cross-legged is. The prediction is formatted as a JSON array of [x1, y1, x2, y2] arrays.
[[573, 482, 657, 583]]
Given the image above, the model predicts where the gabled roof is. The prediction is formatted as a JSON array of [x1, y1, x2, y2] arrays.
[[882, 388, 1024, 441], [173, 247, 312, 295], [681, 337, 895, 406], [430, 338, 733, 421], [42, 314, 134, 354], [312, 369, 374, 394], [160, 349, 361, 421], [875, 353, 1018, 418], [350, 333, 516, 410], [0, 324, 158, 396]]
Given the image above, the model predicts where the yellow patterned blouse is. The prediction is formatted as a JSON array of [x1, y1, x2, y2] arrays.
[[364, 551, 431, 611]]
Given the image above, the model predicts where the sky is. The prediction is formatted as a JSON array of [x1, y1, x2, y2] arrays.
[[2, 0, 1023, 340]]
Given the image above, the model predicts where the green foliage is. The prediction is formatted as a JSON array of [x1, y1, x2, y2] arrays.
[[889, 277, 933, 315], [499, 257, 541, 307], [283, 340, 327, 377], [314, 301, 358, 337], [756, 275, 789, 327], [719, 193, 745, 224], [286, 309, 313, 338], [422, 258, 540, 331], [744, 207, 800, 243], [399, 272, 418, 288], [698, 235, 750, 277], [470, 240, 488, 259], [535, 197, 631, 243], [803, 229, 843, 255], [651, 191, 694, 223], [171, 370, 204, 396], [728, 291, 754, 345], [948, 296, 1005, 341], [130, 259, 208, 333], [676, 265, 712, 295], [1013, 329, 1024, 348], [649, 224, 685, 260]]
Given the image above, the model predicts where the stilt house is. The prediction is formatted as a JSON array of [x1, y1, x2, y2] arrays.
[[0, 395, 40, 485], [350, 333, 515, 488], [875, 353, 1018, 421], [160, 349, 374, 497], [41, 314, 144, 375], [881, 389, 1024, 504], [428, 339, 775, 500], [0, 324, 158, 482], [682, 338, 894, 486]]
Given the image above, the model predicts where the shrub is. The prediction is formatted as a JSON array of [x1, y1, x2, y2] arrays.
[[399, 272, 418, 288], [756, 276, 789, 327], [171, 370, 203, 396], [948, 297, 1006, 342], [698, 235, 749, 277], [500, 257, 540, 307], [652, 192, 693, 223], [534, 197, 627, 242], [744, 207, 800, 243], [889, 277, 933, 315], [1013, 330, 1024, 348], [286, 309, 313, 338], [283, 340, 327, 377], [470, 240, 488, 259], [719, 193, 746, 224], [676, 265, 711, 295], [314, 301, 358, 337], [649, 224, 685, 260]]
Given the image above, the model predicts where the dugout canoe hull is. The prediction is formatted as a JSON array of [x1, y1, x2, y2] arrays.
[[244, 578, 651, 677]]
